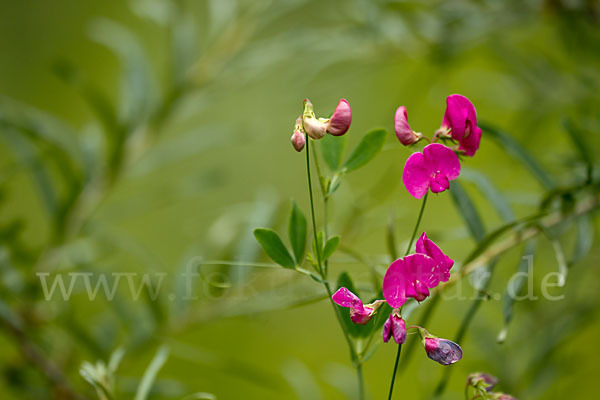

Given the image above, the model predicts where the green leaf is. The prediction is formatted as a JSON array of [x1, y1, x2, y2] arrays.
[[321, 134, 346, 171], [134, 345, 170, 400], [449, 180, 486, 242], [342, 128, 387, 173], [563, 118, 594, 183], [570, 215, 594, 266], [312, 231, 325, 264], [499, 240, 537, 343], [254, 228, 295, 268], [288, 201, 307, 265], [461, 168, 515, 223], [322, 236, 340, 261], [480, 122, 555, 190]]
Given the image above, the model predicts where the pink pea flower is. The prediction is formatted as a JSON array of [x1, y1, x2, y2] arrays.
[[382, 309, 406, 344], [332, 287, 384, 325], [424, 337, 463, 365], [416, 232, 454, 283], [440, 94, 481, 156], [327, 99, 352, 136], [402, 143, 461, 199], [382, 253, 439, 308], [290, 115, 306, 152], [394, 106, 422, 146]]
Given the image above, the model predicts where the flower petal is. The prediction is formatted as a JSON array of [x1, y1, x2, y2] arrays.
[[327, 98, 352, 136], [445, 94, 477, 141], [424, 337, 463, 365], [402, 152, 431, 199], [416, 232, 454, 283], [403, 253, 438, 301], [459, 124, 481, 157], [332, 287, 364, 312], [382, 258, 408, 308], [423, 143, 461, 181], [394, 106, 418, 145]]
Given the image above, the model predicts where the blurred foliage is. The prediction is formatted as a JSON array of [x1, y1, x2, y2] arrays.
[[0, 0, 599, 399]]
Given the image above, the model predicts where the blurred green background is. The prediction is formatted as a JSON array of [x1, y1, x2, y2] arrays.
[[1, 0, 599, 399]]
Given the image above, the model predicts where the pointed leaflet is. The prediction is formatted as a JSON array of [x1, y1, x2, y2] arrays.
[[322, 236, 340, 261], [449, 180, 486, 242], [342, 128, 387, 173], [460, 168, 515, 223], [254, 228, 295, 268], [134, 346, 169, 400], [563, 118, 594, 183], [321, 133, 346, 171], [288, 201, 307, 265]]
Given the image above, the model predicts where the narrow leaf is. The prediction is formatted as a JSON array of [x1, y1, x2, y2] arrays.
[[461, 168, 515, 223], [342, 128, 387, 173], [480, 122, 555, 190], [321, 134, 346, 171], [134, 346, 170, 400], [322, 236, 340, 261], [288, 201, 307, 265], [449, 180, 486, 242], [563, 118, 594, 182], [570, 215, 594, 266], [254, 228, 295, 268]]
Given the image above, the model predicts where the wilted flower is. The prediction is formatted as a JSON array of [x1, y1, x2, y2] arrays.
[[402, 143, 461, 199], [415, 232, 454, 282], [394, 106, 422, 145], [382, 309, 406, 344], [327, 99, 352, 136], [424, 337, 463, 365], [382, 253, 439, 307], [440, 94, 481, 156], [291, 116, 306, 152], [332, 287, 384, 325]]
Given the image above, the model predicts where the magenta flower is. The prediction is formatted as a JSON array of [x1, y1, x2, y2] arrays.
[[332, 287, 384, 325], [440, 94, 481, 156], [416, 232, 454, 283], [424, 337, 463, 365], [394, 106, 421, 145], [402, 143, 460, 199], [382, 310, 406, 344], [382, 253, 439, 307], [327, 99, 352, 136]]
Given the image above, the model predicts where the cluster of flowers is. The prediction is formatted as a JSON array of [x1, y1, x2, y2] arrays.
[[290, 94, 482, 365], [333, 233, 462, 365]]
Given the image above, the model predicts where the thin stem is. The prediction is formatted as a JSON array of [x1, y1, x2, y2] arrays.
[[387, 344, 402, 400], [304, 134, 364, 400], [404, 192, 429, 256]]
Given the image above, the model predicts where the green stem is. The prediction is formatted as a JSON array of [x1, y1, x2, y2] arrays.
[[387, 344, 402, 400], [388, 192, 429, 399], [304, 134, 364, 400]]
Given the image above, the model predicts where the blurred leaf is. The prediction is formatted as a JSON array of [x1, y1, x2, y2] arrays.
[[282, 359, 323, 400], [108, 347, 126, 374], [312, 231, 325, 264], [386, 214, 398, 261], [342, 128, 386, 173], [321, 134, 346, 171], [461, 168, 515, 223], [449, 180, 485, 242], [563, 118, 594, 183], [550, 237, 568, 288], [288, 200, 307, 265], [322, 236, 340, 261], [253, 228, 295, 268], [480, 122, 555, 190], [134, 345, 170, 400], [498, 240, 537, 343], [570, 215, 593, 266], [181, 393, 217, 400]]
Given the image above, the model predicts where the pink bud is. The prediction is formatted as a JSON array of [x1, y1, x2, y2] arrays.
[[467, 372, 498, 392], [291, 130, 305, 152], [382, 310, 406, 344], [394, 106, 421, 145], [424, 337, 462, 365], [327, 99, 352, 136]]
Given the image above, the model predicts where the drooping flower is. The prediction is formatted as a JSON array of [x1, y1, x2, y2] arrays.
[[302, 98, 352, 139], [402, 143, 461, 199], [440, 94, 481, 156], [327, 99, 352, 136], [382, 253, 439, 308], [332, 287, 384, 325], [290, 115, 306, 152], [415, 232, 454, 283], [382, 309, 406, 344], [394, 106, 422, 146], [424, 337, 463, 365]]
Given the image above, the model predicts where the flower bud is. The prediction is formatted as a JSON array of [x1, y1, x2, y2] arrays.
[[394, 106, 422, 145], [467, 372, 498, 392], [302, 99, 327, 139], [492, 394, 517, 400], [382, 309, 406, 344], [291, 130, 305, 152], [424, 337, 463, 365], [327, 98, 352, 136]]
